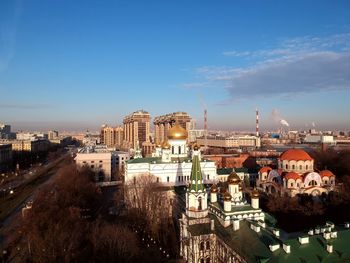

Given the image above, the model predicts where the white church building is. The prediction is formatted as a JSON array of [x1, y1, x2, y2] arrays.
[[125, 123, 216, 185]]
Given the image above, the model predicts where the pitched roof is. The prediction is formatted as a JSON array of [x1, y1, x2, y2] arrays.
[[189, 155, 204, 192]]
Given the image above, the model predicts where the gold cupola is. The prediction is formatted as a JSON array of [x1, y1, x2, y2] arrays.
[[227, 172, 241, 185], [167, 122, 188, 140]]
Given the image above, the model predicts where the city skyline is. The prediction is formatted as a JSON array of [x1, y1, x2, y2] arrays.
[[1, 0, 350, 131]]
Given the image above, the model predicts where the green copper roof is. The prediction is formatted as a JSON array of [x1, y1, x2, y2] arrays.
[[189, 155, 204, 192]]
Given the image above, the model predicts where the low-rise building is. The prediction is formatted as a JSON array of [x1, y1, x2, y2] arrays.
[[75, 145, 130, 182]]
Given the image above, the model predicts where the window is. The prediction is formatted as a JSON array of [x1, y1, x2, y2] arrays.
[[200, 242, 204, 251], [178, 146, 181, 154], [172, 146, 175, 154], [167, 176, 169, 182], [207, 174, 210, 180], [99, 160, 103, 163], [206, 241, 210, 250], [286, 164, 289, 169], [306, 165, 308, 170], [299, 165, 302, 170], [292, 165, 295, 170], [198, 197, 202, 210], [91, 165, 94, 168], [290, 182, 293, 187], [99, 164, 103, 168], [206, 258, 210, 263], [200, 259, 204, 263], [309, 180, 317, 186], [156, 177, 159, 183], [91, 161, 94, 163]]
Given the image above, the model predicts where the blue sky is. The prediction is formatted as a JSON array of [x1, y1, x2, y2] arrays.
[[1, 0, 350, 132]]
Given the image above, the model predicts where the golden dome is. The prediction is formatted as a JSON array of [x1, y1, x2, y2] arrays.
[[168, 123, 187, 140], [224, 191, 232, 201], [251, 189, 259, 198], [227, 172, 241, 184], [161, 140, 171, 149], [210, 184, 218, 193]]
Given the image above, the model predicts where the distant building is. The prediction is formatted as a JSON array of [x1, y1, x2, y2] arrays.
[[100, 125, 124, 148], [188, 129, 205, 143], [48, 130, 59, 140], [0, 143, 12, 172], [9, 139, 50, 152], [74, 145, 130, 182], [123, 110, 151, 149], [153, 112, 192, 144], [204, 153, 256, 169], [0, 123, 15, 139], [49, 136, 72, 147], [197, 135, 261, 149], [257, 149, 336, 197]]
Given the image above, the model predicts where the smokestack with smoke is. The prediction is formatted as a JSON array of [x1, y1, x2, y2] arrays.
[[272, 109, 290, 127], [280, 119, 289, 127]]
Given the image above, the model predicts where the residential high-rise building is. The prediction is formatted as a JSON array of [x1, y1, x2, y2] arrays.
[[123, 110, 150, 149], [153, 112, 192, 144], [100, 125, 124, 148]]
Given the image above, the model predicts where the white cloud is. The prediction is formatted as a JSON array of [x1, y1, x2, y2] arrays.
[[194, 33, 350, 100]]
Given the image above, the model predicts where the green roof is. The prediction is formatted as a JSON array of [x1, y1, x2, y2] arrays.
[[217, 168, 233, 175], [211, 202, 258, 213], [188, 214, 350, 263], [189, 155, 204, 192]]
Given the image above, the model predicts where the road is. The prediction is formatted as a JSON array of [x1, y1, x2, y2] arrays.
[[0, 153, 70, 250]]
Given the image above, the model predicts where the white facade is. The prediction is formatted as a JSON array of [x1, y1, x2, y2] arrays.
[[125, 157, 216, 185], [197, 135, 261, 148], [75, 145, 129, 182], [125, 124, 217, 186]]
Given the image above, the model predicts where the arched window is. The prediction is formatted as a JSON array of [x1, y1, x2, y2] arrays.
[[200, 242, 204, 251], [178, 146, 181, 154], [200, 259, 204, 263], [299, 165, 302, 170], [172, 146, 175, 154], [292, 165, 295, 170], [198, 197, 202, 210], [306, 165, 308, 170], [206, 241, 210, 250], [206, 258, 211, 263], [309, 180, 317, 186], [286, 164, 289, 169]]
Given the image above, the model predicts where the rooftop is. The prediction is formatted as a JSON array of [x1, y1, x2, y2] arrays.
[[188, 216, 350, 263], [127, 157, 214, 164]]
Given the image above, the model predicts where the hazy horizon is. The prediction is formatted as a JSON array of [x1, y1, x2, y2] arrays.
[[1, 1, 350, 131]]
